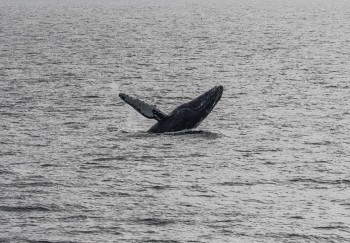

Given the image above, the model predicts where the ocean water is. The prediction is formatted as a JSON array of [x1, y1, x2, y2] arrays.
[[1, 0, 350, 242]]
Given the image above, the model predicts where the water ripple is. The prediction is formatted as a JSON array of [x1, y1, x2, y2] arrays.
[[1, 0, 350, 242]]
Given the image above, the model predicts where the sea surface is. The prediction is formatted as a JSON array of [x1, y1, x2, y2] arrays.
[[1, 0, 350, 242]]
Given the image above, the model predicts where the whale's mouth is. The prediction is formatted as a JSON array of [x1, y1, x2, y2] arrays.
[[188, 85, 223, 113], [183, 85, 223, 129]]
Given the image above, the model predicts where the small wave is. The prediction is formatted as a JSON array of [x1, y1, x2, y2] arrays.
[[40, 163, 60, 168], [289, 215, 304, 219], [162, 130, 204, 136], [81, 95, 100, 99], [264, 232, 335, 242], [121, 129, 222, 139], [60, 214, 88, 220], [218, 180, 276, 187], [314, 225, 349, 230], [188, 152, 207, 157], [15, 181, 58, 188], [197, 194, 216, 198], [148, 185, 172, 190], [162, 130, 223, 139], [0, 169, 15, 175], [62, 121, 87, 129], [0, 205, 53, 212], [121, 130, 152, 138], [136, 217, 176, 226], [217, 181, 255, 187], [304, 141, 332, 146], [89, 165, 114, 169], [92, 156, 126, 162], [27, 143, 50, 148], [117, 192, 132, 197], [325, 85, 349, 89], [23, 239, 73, 243], [289, 178, 350, 185], [0, 112, 21, 117], [143, 240, 181, 243]]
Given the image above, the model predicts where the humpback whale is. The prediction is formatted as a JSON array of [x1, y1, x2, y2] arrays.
[[119, 85, 223, 133]]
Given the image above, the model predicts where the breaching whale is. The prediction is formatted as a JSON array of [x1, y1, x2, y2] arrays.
[[119, 85, 223, 133]]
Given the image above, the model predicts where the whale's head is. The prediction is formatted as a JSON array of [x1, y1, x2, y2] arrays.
[[167, 85, 224, 131]]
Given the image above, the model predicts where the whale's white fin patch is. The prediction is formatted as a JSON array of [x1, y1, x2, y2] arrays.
[[119, 93, 168, 121]]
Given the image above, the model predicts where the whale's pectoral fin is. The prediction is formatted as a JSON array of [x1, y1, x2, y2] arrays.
[[119, 93, 168, 121]]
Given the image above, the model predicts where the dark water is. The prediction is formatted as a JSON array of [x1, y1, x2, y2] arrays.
[[1, 0, 350, 242]]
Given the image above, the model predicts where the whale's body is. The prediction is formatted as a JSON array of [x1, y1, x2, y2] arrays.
[[119, 85, 223, 133]]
